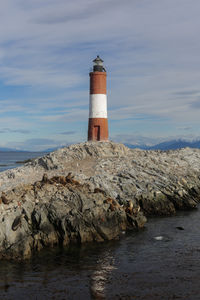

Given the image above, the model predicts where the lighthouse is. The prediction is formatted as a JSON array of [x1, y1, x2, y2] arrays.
[[88, 56, 109, 141]]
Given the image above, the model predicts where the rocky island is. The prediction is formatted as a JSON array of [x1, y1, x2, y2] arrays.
[[0, 141, 200, 260]]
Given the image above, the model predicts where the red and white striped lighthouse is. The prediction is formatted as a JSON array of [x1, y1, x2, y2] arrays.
[[88, 56, 109, 141]]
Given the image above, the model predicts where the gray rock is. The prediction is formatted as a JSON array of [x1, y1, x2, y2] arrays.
[[0, 141, 200, 259]]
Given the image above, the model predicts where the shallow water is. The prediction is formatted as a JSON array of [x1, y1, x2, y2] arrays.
[[0, 208, 199, 300]]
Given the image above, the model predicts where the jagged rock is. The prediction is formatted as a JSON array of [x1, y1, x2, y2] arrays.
[[0, 141, 199, 260], [0, 175, 139, 260]]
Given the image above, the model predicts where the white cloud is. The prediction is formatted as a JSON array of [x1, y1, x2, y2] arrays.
[[0, 0, 200, 148]]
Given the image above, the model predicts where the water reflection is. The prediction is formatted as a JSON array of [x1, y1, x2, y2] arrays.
[[90, 249, 116, 299]]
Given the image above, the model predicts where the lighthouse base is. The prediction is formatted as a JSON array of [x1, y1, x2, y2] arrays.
[[88, 118, 108, 141]]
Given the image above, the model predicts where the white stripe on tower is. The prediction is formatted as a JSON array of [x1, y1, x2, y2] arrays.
[[89, 94, 107, 118]]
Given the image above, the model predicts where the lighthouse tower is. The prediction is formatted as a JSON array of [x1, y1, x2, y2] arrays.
[[88, 56, 109, 141]]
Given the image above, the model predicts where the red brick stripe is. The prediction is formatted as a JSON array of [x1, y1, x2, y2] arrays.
[[90, 72, 107, 95]]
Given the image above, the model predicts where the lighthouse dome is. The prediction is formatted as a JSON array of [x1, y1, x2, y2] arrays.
[[93, 55, 105, 72]]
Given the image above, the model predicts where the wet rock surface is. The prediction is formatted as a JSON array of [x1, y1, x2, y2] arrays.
[[0, 141, 200, 259]]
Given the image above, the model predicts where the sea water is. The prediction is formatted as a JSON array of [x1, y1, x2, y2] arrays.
[[0, 152, 47, 172]]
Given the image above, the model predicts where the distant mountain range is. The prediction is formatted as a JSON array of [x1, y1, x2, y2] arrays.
[[125, 139, 200, 151]]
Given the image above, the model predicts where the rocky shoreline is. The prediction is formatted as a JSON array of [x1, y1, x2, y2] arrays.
[[0, 141, 200, 260]]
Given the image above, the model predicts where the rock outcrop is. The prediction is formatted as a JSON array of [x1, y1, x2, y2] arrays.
[[0, 141, 200, 260], [0, 174, 146, 260]]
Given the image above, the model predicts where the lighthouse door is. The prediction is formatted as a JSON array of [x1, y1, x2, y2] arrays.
[[94, 126, 100, 141]]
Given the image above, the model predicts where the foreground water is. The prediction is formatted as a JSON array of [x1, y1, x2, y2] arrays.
[[0, 153, 199, 299], [0, 209, 199, 299]]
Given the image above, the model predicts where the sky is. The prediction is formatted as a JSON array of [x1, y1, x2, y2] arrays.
[[0, 0, 200, 150]]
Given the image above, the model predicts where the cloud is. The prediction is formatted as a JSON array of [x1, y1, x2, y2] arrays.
[[0, 128, 31, 134], [40, 108, 88, 123], [190, 99, 200, 109], [24, 138, 58, 146], [173, 90, 200, 97], [177, 126, 193, 131], [0, 66, 83, 88], [35, 0, 131, 25], [5, 138, 68, 151], [0, 0, 200, 148], [60, 131, 76, 135]]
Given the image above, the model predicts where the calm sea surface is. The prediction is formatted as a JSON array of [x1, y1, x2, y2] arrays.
[[0, 153, 199, 299], [0, 152, 47, 172]]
